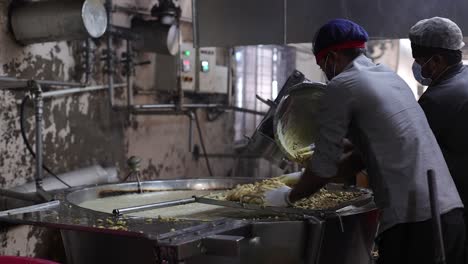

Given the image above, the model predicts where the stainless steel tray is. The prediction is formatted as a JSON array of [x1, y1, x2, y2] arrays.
[[196, 184, 373, 219]]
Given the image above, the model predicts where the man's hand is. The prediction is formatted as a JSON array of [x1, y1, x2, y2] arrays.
[[264, 186, 292, 207]]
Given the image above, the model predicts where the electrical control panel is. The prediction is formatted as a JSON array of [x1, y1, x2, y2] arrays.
[[155, 43, 228, 94], [179, 43, 228, 94]]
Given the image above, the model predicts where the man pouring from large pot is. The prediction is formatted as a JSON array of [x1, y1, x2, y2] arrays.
[[264, 19, 465, 264]]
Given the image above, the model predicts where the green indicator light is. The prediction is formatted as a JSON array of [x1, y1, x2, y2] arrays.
[[184, 50, 191, 56]]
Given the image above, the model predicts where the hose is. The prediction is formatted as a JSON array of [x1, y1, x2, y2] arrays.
[[20, 96, 71, 188]]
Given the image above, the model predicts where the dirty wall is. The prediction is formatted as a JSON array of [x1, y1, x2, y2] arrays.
[[0, 0, 236, 260]]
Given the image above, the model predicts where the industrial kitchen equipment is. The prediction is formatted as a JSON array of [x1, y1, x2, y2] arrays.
[[0, 178, 378, 264]]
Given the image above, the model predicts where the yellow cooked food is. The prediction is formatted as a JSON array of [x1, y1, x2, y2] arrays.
[[223, 178, 362, 210]]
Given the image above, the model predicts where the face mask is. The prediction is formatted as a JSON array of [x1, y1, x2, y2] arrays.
[[412, 56, 435, 86], [323, 53, 336, 83], [412, 61, 432, 86]]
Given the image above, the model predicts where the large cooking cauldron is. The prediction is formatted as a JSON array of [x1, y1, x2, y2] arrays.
[[60, 179, 378, 264]]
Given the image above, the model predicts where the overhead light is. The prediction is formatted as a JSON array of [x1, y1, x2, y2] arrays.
[[10, 0, 107, 45]]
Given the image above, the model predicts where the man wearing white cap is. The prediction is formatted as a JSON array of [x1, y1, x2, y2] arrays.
[[410, 16, 468, 234]]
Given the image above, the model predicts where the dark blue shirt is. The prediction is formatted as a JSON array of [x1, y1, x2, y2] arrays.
[[419, 63, 468, 208]]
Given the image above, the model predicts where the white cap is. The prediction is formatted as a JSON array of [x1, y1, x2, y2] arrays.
[[409, 17, 465, 50]]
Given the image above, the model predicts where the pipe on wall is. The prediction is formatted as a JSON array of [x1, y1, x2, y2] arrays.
[[106, 0, 115, 107]]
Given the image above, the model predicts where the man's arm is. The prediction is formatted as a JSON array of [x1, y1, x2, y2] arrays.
[[264, 80, 357, 207], [289, 149, 365, 202], [289, 74, 368, 202]]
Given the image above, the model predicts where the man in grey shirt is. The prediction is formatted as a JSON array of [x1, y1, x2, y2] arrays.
[[265, 19, 465, 264]]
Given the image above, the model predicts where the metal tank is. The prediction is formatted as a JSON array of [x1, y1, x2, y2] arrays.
[[10, 0, 107, 45], [55, 179, 378, 264], [131, 17, 179, 55]]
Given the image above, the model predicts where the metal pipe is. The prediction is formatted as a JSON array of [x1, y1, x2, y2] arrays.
[[194, 48, 200, 92], [42, 84, 126, 98], [108, 24, 139, 40], [126, 39, 133, 109], [0, 189, 41, 203], [192, 0, 200, 93], [37, 80, 83, 87], [201, 153, 260, 159], [227, 47, 233, 106], [113, 197, 196, 216], [12, 165, 119, 193], [113, 4, 151, 16], [191, 0, 199, 49], [31, 82, 52, 201], [10, 0, 107, 45], [176, 22, 183, 111], [0, 77, 83, 90], [106, 0, 114, 107], [187, 112, 194, 153], [427, 169, 446, 264], [84, 38, 92, 85], [0, 200, 60, 217], [193, 111, 214, 177], [33, 83, 44, 191], [130, 110, 188, 116], [130, 104, 266, 115], [224, 106, 266, 116]]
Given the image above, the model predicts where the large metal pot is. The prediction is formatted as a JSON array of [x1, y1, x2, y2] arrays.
[[274, 81, 326, 162], [59, 179, 378, 264]]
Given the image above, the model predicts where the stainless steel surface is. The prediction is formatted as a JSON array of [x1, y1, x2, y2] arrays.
[[10, 0, 107, 45], [42, 84, 126, 98], [0, 179, 378, 264], [0, 201, 60, 217], [274, 81, 326, 162], [66, 178, 255, 206], [202, 235, 244, 257], [195, 0, 468, 47], [195, 184, 373, 218], [113, 197, 197, 216]]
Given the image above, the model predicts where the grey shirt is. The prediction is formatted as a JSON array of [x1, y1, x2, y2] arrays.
[[309, 55, 463, 233]]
